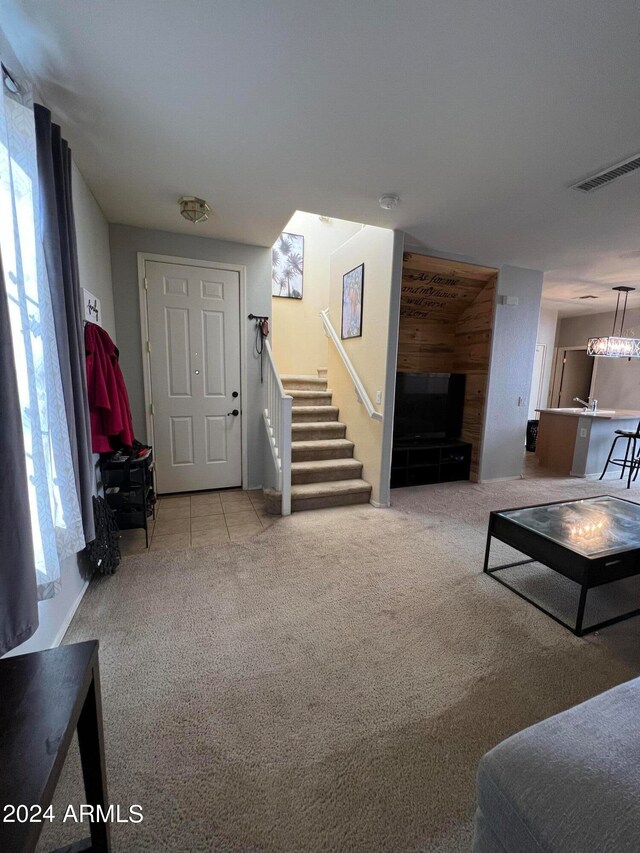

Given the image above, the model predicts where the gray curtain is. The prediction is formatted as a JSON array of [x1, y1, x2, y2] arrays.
[[34, 104, 95, 543], [0, 251, 39, 655]]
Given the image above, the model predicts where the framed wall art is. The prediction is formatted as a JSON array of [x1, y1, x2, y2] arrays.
[[272, 232, 304, 299], [341, 263, 364, 339]]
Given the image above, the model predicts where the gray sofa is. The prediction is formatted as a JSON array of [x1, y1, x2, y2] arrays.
[[473, 677, 640, 852]]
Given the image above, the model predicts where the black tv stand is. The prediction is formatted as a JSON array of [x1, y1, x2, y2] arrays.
[[391, 438, 472, 488]]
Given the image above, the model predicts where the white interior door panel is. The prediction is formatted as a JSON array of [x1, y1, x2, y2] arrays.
[[146, 261, 241, 493]]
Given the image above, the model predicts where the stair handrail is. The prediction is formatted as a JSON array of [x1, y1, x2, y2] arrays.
[[263, 339, 292, 515], [320, 308, 383, 422]]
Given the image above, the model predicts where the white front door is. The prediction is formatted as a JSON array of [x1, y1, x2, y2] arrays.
[[146, 260, 242, 493]]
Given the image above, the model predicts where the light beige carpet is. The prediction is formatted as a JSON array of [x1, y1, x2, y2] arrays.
[[39, 473, 640, 852]]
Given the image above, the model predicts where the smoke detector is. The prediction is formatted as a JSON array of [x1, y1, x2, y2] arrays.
[[179, 196, 211, 223], [379, 194, 400, 210]]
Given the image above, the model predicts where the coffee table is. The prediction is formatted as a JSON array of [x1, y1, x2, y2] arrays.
[[483, 495, 640, 636]]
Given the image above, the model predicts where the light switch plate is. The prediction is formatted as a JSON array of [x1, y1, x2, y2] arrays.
[[376, 390, 382, 404]]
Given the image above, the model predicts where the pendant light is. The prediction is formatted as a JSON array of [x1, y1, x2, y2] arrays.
[[587, 286, 640, 358]]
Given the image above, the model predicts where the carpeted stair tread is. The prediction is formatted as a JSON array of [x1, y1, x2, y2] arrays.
[[292, 421, 346, 440], [281, 374, 327, 384], [292, 458, 363, 484], [292, 439, 355, 461], [292, 406, 339, 423], [289, 390, 334, 406], [292, 479, 371, 497], [282, 375, 328, 391], [289, 479, 372, 510], [264, 478, 371, 512]]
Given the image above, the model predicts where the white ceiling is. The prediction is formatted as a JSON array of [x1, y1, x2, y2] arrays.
[[544, 251, 640, 317], [2, 0, 640, 312]]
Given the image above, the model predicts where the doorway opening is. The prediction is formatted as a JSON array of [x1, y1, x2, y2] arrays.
[[550, 347, 595, 409]]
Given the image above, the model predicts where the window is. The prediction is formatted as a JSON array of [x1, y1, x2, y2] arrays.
[[0, 65, 84, 598]]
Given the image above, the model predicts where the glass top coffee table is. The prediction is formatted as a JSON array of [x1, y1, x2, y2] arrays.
[[484, 495, 640, 636]]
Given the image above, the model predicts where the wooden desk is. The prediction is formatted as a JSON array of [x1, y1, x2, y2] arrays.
[[0, 640, 110, 853]]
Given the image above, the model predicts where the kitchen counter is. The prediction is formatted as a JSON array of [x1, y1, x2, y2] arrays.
[[536, 408, 640, 420], [534, 409, 640, 477]]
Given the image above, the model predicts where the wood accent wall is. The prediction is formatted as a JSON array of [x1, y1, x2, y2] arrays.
[[453, 276, 496, 479], [396, 253, 497, 482], [397, 319, 455, 373]]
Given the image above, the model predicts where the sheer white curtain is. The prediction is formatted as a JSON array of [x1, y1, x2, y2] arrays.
[[0, 65, 85, 599]]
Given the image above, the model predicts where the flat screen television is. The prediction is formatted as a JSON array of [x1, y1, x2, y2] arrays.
[[393, 372, 465, 444]]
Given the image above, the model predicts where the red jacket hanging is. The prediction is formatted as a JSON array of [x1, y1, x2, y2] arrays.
[[84, 322, 135, 452]]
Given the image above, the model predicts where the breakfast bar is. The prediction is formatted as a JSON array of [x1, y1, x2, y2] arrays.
[[535, 408, 640, 477]]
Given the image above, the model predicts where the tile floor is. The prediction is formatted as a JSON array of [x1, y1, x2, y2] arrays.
[[118, 489, 278, 556]]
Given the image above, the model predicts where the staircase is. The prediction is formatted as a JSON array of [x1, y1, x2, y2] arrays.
[[264, 373, 372, 513]]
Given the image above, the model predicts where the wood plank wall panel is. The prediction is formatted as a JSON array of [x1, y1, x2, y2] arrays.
[[453, 276, 496, 480], [402, 252, 497, 283], [401, 253, 485, 323], [397, 320, 455, 373], [398, 253, 491, 374]]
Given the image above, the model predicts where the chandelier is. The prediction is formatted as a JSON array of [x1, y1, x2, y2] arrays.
[[587, 286, 640, 358]]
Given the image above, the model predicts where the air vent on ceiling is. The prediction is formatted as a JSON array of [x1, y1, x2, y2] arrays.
[[577, 295, 599, 300], [572, 153, 640, 193]]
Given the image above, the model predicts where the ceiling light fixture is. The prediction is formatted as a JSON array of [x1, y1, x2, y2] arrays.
[[587, 286, 640, 358], [379, 194, 400, 210], [179, 196, 211, 223]]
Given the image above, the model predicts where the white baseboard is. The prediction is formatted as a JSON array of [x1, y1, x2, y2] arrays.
[[52, 579, 89, 647], [477, 475, 523, 483], [370, 499, 390, 508]]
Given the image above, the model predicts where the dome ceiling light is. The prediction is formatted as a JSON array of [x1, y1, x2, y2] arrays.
[[179, 196, 211, 223]]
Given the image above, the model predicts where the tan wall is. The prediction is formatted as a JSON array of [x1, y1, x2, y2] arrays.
[[328, 226, 395, 504], [272, 212, 361, 375]]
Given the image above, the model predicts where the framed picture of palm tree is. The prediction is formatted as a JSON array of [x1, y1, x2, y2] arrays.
[[341, 263, 364, 339], [272, 232, 304, 299]]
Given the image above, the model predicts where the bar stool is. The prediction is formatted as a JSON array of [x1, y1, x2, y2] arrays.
[[599, 420, 640, 488]]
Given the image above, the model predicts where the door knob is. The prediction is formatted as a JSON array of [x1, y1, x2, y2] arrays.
[[227, 409, 239, 417]]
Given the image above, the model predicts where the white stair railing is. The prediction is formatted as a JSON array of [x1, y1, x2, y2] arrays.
[[320, 309, 383, 422], [262, 339, 293, 515]]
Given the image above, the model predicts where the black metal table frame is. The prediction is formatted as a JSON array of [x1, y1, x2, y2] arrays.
[[483, 495, 640, 637]]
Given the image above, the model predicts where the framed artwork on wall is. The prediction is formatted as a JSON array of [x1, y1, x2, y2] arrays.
[[272, 232, 304, 299], [341, 263, 364, 339]]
